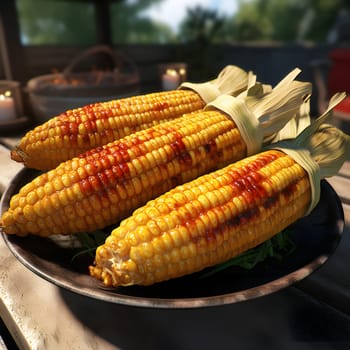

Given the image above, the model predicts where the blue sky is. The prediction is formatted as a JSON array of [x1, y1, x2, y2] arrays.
[[144, 0, 239, 32]]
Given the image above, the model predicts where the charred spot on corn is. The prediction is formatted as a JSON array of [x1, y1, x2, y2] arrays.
[[1, 109, 248, 237], [11, 89, 206, 170], [89, 150, 311, 287]]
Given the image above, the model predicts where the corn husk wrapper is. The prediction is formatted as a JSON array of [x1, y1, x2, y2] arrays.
[[204, 68, 312, 155], [267, 92, 349, 216], [269, 90, 312, 143], [180, 65, 253, 103]]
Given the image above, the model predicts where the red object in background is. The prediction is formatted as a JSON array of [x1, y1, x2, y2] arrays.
[[328, 48, 350, 114]]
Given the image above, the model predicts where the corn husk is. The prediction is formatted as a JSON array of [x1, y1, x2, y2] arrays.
[[205, 68, 311, 155], [268, 92, 349, 215], [271, 92, 312, 143], [180, 65, 252, 103]]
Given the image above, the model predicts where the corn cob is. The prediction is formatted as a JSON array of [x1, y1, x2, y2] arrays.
[[0, 70, 310, 237], [90, 149, 311, 286], [11, 66, 251, 170], [89, 96, 350, 287]]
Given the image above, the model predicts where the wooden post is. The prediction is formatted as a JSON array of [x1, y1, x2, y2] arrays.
[[94, 0, 112, 45], [0, 0, 26, 81]]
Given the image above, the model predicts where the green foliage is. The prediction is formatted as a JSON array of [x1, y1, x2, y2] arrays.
[[306, 0, 348, 42], [110, 0, 175, 44], [16, 0, 96, 45], [178, 5, 226, 44], [16, 0, 350, 45], [16, 0, 173, 45], [71, 230, 108, 261], [231, 0, 350, 43]]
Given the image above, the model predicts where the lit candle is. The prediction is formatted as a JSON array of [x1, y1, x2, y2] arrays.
[[162, 69, 181, 91], [179, 68, 187, 82], [0, 91, 16, 121]]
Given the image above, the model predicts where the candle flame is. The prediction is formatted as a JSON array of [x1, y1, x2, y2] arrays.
[[165, 68, 179, 77], [0, 90, 12, 99]]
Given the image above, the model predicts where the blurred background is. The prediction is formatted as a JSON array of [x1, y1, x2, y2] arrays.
[[1, 2, 350, 348], [1, 0, 350, 119]]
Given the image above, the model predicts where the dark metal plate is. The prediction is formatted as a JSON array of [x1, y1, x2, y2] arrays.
[[0, 168, 344, 308]]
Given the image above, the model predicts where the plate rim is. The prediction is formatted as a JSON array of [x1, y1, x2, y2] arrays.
[[1, 231, 334, 308], [0, 168, 345, 309]]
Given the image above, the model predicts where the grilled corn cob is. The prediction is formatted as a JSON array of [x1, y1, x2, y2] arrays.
[[89, 95, 350, 287], [11, 66, 251, 170], [0, 70, 310, 237]]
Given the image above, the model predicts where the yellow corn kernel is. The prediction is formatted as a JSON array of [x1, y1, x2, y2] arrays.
[[89, 150, 311, 287], [11, 90, 206, 170], [1, 109, 248, 237]]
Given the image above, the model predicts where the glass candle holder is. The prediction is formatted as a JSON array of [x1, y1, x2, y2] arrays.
[[0, 80, 23, 122], [159, 63, 188, 91]]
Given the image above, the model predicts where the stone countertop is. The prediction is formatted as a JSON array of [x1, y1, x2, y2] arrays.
[[0, 139, 350, 349]]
